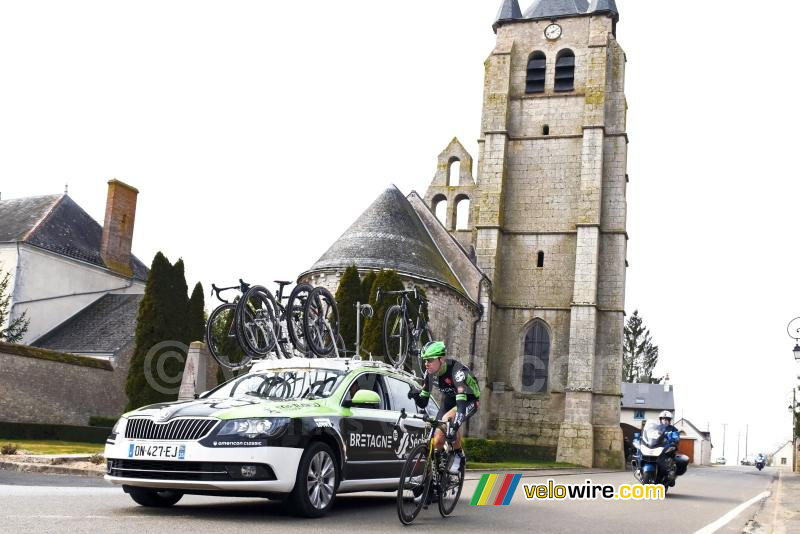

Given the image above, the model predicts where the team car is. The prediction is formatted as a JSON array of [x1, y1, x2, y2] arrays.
[[104, 357, 436, 517]]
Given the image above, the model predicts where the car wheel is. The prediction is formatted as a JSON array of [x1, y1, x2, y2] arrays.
[[288, 442, 339, 517], [124, 485, 183, 507]]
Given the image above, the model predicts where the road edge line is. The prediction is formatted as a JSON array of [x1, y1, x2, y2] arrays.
[[694, 490, 771, 534]]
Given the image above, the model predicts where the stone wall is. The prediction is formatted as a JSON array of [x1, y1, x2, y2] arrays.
[[0, 342, 128, 426]]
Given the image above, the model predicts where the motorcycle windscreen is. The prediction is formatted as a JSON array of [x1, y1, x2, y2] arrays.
[[641, 421, 666, 448]]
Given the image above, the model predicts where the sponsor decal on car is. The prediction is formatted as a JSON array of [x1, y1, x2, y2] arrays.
[[314, 418, 333, 428]]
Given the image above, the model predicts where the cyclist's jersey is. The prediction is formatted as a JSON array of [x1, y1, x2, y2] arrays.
[[420, 359, 480, 403], [415, 359, 480, 430]]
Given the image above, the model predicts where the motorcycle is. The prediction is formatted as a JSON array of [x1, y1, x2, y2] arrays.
[[755, 455, 766, 471], [631, 421, 689, 494]]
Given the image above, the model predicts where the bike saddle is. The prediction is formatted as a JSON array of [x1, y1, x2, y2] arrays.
[[274, 280, 291, 286]]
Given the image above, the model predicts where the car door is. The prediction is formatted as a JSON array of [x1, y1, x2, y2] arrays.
[[339, 371, 397, 480], [383, 375, 432, 473]]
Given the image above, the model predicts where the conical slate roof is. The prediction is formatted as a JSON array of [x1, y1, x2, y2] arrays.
[[523, 0, 589, 19], [494, 0, 523, 31], [588, 0, 619, 21], [305, 185, 464, 294]]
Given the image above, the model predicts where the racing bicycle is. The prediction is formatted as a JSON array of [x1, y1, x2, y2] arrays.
[[379, 287, 433, 373], [395, 408, 465, 524]]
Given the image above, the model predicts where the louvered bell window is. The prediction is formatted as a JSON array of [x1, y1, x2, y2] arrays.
[[526, 52, 546, 94], [554, 50, 575, 92]]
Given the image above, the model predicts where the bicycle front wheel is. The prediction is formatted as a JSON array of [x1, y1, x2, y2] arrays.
[[206, 303, 252, 370], [303, 287, 339, 357], [438, 451, 465, 517], [383, 305, 409, 368], [397, 443, 432, 525]]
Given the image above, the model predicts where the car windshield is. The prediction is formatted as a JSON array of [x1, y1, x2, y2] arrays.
[[204, 368, 347, 401]]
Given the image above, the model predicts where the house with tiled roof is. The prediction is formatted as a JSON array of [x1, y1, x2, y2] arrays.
[[0, 179, 146, 361]]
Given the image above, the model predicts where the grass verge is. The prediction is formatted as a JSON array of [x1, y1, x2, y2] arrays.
[[1, 439, 104, 455]]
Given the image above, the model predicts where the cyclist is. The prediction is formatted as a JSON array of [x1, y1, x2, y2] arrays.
[[408, 341, 480, 475]]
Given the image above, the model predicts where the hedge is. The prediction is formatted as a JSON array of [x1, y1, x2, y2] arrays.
[[462, 438, 555, 463], [0, 421, 112, 443]]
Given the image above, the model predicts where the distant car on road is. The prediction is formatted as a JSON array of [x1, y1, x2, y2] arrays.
[[716, 457, 727, 465]]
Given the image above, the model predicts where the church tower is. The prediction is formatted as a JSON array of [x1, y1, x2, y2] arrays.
[[423, 0, 626, 467]]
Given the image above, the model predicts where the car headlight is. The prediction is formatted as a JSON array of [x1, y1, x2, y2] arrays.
[[217, 418, 289, 439], [111, 417, 126, 434]]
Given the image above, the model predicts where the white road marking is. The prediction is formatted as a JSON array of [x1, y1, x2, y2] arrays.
[[694, 490, 771, 534]]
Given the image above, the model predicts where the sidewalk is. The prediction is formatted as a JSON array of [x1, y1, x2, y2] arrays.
[[0, 453, 105, 477], [747, 469, 800, 534]]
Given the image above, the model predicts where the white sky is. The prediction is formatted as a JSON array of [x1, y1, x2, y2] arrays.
[[2, 0, 799, 461]]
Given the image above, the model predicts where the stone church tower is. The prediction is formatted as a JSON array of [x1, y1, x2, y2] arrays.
[[306, 0, 627, 468], [424, 0, 627, 468]]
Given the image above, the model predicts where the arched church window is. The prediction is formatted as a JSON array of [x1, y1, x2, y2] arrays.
[[455, 195, 470, 230], [555, 49, 575, 92], [537, 251, 544, 267], [526, 51, 546, 94], [522, 321, 550, 393], [448, 157, 461, 186], [432, 194, 447, 226]]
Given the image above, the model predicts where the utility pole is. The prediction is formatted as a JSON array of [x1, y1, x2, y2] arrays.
[[745, 424, 748, 460], [722, 423, 727, 460]]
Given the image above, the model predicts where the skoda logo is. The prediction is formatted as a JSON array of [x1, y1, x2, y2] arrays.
[[156, 408, 173, 422]]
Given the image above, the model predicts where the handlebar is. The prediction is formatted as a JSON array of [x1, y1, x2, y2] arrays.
[[394, 408, 448, 434], [210, 279, 251, 303], [376, 287, 424, 303]]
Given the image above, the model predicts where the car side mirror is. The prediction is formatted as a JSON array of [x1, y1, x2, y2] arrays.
[[349, 389, 381, 407]]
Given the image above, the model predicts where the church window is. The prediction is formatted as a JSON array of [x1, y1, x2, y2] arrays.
[[432, 194, 447, 226], [455, 195, 470, 230], [522, 321, 550, 393], [555, 49, 575, 92], [536, 251, 544, 267], [526, 51, 546, 93], [448, 157, 461, 186]]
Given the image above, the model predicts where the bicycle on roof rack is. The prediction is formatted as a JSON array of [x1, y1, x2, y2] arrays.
[[378, 286, 433, 373], [395, 408, 465, 524], [205, 279, 342, 370]]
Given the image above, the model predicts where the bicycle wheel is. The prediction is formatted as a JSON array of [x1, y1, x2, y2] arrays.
[[383, 305, 409, 368], [237, 286, 279, 357], [206, 303, 252, 370], [413, 325, 433, 376], [285, 283, 313, 354], [397, 443, 432, 525], [438, 451, 465, 517], [303, 287, 339, 357]]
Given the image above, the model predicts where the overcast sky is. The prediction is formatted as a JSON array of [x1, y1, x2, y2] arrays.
[[2, 0, 798, 461]]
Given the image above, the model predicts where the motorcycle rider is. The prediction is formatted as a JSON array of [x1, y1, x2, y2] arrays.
[[656, 410, 688, 484]]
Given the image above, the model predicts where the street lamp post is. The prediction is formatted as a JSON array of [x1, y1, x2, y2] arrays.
[[786, 318, 800, 472]]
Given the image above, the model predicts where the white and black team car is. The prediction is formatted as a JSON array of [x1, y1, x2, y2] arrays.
[[104, 358, 436, 517]]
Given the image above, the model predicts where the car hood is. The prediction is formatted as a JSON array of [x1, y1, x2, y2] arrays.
[[125, 396, 339, 420]]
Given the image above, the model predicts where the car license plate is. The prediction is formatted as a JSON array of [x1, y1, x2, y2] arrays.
[[128, 443, 186, 460]]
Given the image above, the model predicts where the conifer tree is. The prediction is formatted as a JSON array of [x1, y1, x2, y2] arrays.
[[362, 269, 404, 358], [125, 252, 173, 410], [335, 265, 361, 353], [0, 267, 29, 343], [622, 310, 662, 384], [359, 270, 377, 340], [186, 282, 206, 344]]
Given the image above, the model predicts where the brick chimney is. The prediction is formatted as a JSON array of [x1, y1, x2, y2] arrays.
[[101, 179, 139, 277]]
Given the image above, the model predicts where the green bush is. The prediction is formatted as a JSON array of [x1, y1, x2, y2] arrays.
[[1, 442, 18, 455], [0, 421, 111, 443], [88, 416, 117, 428], [462, 438, 555, 463]]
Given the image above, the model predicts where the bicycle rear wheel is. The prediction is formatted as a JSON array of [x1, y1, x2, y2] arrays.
[[285, 283, 313, 354], [237, 286, 279, 357], [438, 451, 465, 517], [383, 305, 409, 368], [397, 443, 432, 525], [206, 303, 252, 370], [303, 287, 339, 357]]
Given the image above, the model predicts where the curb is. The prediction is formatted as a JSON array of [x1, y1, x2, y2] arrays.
[[0, 461, 104, 477]]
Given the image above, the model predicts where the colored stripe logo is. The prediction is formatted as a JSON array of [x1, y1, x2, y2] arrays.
[[469, 474, 522, 505]]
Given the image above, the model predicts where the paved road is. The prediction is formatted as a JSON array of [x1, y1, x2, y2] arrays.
[[0, 465, 777, 533]]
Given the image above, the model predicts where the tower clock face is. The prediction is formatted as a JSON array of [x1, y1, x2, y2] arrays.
[[544, 23, 562, 40]]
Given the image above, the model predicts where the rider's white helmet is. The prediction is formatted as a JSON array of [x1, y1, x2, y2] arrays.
[[659, 410, 673, 420]]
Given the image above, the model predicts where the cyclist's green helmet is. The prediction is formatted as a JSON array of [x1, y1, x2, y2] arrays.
[[421, 341, 446, 360]]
